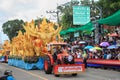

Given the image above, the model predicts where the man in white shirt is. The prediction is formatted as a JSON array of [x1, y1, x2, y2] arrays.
[[106, 52, 112, 60]]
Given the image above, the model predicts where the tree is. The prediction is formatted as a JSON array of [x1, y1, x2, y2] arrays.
[[96, 0, 120, 18], [2, 19, 25, 41], [35, 17, 50, 26], [57, 1, 79, 30], [81, 0, 91, 6], [35, 18, 43, 26]]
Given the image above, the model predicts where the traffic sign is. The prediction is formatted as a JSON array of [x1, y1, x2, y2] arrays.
[[73, 6, 90, 25]]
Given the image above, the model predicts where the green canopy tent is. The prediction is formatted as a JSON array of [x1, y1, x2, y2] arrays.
[[60, 30, 67, 35], [77, 22, 94, 31], [60, 27, 77, 35], [98, 10, 120, 26], [60, 22, 94, 35], [66, 27, 77, 33]]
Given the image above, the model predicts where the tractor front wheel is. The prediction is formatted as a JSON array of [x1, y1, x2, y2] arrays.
[[44, 56, 52, 74]]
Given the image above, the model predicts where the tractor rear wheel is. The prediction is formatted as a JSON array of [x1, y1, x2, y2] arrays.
[[54, 74, 60, 77], [72, 73, 77, 76], [44, 56, 52, 74]]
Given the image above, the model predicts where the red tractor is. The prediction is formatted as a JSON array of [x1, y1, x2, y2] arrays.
[[44, 42, 85, 77]]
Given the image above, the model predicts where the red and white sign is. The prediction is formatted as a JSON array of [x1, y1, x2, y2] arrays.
[[75, 58, 120, 66], [58, 66, 82, 72]]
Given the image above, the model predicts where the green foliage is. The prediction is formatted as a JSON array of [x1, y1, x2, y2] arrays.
[[58, 0, 93, 29], [2, 18, 50, 41], [96, 0, 120, 18], [8, 55, 22, 60], [35, 18, 43, 26], [81, 0, 91, 6], [2, 19, 25, 41], [61, 14, 73, 30], [57, 1, 79, 30], [35, 18, 50, 26], [24, 56, 39, 63]]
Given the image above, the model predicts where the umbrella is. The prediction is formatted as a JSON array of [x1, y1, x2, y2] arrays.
[[116, 44, 120, 47], [107, 45, 118, 49], [92, 47, 102, 51], [84, 45, 94, 49], [71, 45, 79, 53], [89, 48, 97, 52], [79, 41, 86, 44], [100, 42, 110, 47]]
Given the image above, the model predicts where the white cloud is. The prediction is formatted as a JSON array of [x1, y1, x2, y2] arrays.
[[0, 0, 70, 22], [0, 0, 13, 11], [0, 0, 70, 43]]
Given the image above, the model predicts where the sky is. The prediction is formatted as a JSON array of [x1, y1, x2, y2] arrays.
[[0, 0, 71, 43]]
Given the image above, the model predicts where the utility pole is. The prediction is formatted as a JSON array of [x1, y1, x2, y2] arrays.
[[91, 0, 102, 44], [46, 3, 60, 24], [94, 6, 102, 44]]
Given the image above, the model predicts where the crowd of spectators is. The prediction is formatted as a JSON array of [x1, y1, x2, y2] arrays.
[[63, 26, 120, 61]]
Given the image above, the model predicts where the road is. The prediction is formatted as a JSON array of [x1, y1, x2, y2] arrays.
[[0, 63, 120, 80]]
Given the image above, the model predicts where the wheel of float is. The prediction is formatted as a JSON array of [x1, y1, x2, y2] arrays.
[[44, 56, 52, 74], [54, 74, 60, 77], [72, 73, 77, 76]]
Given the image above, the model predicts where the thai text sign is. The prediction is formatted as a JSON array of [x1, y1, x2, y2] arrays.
[[58, 66, 82, 72], [73, 6, 90, 25]]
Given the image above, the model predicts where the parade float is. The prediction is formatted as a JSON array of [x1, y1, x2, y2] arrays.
[[0, 50, 4, 62], [0, 40, 10, 62], [8, 18, 63, 70]]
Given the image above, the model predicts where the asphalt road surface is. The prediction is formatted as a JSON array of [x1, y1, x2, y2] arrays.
[[0, 63, 120, 80]]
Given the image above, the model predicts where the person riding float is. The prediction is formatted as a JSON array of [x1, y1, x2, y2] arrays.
[[56, 45, 74, 64]]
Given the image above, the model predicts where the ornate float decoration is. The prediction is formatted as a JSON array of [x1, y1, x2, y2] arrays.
[[0, 40, 11, 62], [8, 18, 63, 70]]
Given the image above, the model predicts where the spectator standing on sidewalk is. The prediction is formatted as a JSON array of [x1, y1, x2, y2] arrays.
[[82, 50, 88, 68]]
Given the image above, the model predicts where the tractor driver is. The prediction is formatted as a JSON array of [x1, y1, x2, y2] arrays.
[[56, 45, 69, 64], [61, 45, 69, 55], [53, 46, 62, 61]]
